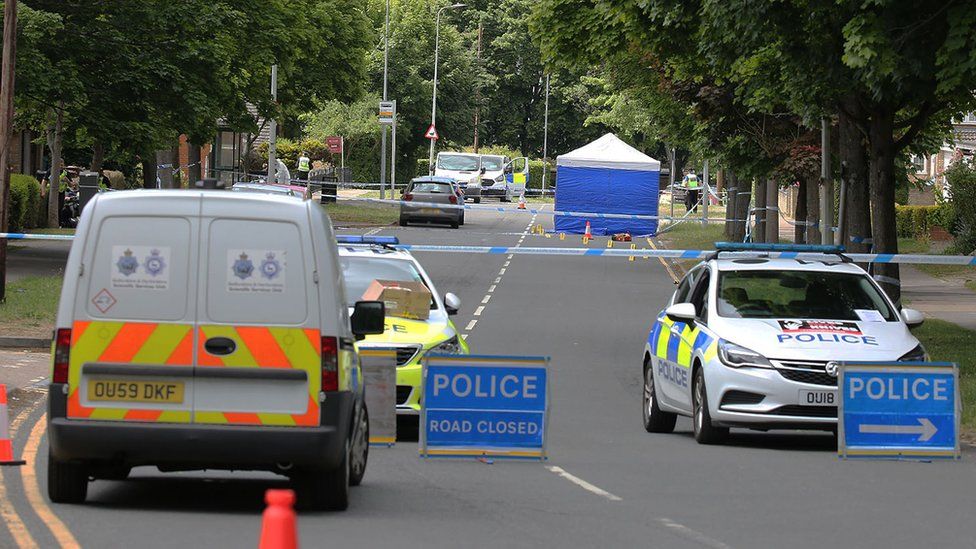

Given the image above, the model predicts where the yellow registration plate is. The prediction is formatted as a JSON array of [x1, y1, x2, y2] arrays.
[[87, 380, 185, 404]]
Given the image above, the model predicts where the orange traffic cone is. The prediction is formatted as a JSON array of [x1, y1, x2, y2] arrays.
[[517, 195, 526, 209], [0, 385, 25, 466], [259, 489, 298, 549], [583, 221, 593, 240]]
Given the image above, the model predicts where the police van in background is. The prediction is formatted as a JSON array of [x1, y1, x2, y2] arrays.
[[47, 181, 385, 510]]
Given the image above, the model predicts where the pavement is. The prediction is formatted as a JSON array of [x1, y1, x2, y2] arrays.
[[2, 207, 976, 548], [900, 266, 976, 330]]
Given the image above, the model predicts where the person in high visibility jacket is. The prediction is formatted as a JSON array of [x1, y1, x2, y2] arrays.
[[297, 151, 311, 182], [682, 172, 700, 213]]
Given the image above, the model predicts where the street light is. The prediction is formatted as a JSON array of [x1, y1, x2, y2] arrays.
[[428, 2, 466, 174]]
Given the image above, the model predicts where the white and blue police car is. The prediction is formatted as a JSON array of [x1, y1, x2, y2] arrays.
[[642, 243, 928, 444]]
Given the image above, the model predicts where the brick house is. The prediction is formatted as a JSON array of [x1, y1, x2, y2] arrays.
[[908, 112, 976, 204]]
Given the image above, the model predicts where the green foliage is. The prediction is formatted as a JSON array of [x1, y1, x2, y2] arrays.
[[895, 205, 955, 239], [947, 161, 976, 253], [8, 174, 41, 233]]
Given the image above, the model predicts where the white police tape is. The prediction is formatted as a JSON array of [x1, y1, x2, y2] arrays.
[[2, 233, 974, 265]]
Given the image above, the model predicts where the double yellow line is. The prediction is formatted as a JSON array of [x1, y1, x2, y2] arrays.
[[0, 405, 80, 548]]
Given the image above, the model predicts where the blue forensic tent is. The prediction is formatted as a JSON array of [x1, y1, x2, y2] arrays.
[[554, 133, 661, 236]]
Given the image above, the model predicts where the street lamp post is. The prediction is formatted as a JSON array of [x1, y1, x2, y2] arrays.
[[380, 0, 390, 199], [428, 3, 466, 174]]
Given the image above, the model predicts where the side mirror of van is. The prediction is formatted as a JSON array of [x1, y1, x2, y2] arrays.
[[444, 292, 461, 316], [351, 301, 385, 339]]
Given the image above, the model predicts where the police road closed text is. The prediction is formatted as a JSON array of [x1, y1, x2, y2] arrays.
[[423, 358, 549, 456]]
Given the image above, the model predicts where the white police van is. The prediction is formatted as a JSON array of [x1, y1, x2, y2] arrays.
[[47, 181, 385, 510], [642, 243, 927, 444]]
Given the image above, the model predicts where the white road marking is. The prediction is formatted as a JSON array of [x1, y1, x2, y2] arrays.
[[473, 306, 485, 316], [465, 319, 478, 330], [503, 261, 510, 267], [656, 518, 734, 549], [495, 277, 502, 284], [481, 295, 491, 304], [365, 227, 383, 236], [507, 254, 514, 260], [499, 268, 506, 275], [546, 466, 622, 502], [488, 284, 496, 293]]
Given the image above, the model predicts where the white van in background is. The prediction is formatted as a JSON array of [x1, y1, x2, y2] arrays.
[[46, 183, 385, 511], [434, 152, 483, 203], [480, 155, 530, 202]]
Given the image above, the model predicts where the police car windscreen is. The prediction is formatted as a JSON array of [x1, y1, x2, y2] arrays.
[[717, 271, 896, 321], [481, 157, 503, 170], [438, 154, 479, 171], [340, 256, 435, 309]]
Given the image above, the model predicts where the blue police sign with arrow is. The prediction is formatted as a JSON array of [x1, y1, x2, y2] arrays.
[[839, 362, 960, 460]]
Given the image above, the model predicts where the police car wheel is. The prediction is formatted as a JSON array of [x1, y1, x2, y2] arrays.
[[643, 360, 676, 433], [350, 403, 369, 487], [692, 367, 728, 445], [48, 455, 89, 504]]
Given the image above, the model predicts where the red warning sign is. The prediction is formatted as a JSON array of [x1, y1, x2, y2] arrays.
[[425, 124, 439, 140]]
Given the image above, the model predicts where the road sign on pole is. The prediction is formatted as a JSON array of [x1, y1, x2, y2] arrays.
[[379, 100, 396, 126], [425, 124, 439, 141], [421, 354, 549, 460], [839, 362, 960, 460]]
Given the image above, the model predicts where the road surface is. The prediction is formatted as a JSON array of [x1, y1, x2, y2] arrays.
[[1, 207, 975, 548]]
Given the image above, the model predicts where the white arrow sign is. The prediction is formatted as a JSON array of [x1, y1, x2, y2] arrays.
[[858, 417, 938, 442]]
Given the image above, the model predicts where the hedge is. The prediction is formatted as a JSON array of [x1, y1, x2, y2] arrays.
[[416, 157, 556, 189], [8, 174, 41, 232], [895, 204, 955, 238]]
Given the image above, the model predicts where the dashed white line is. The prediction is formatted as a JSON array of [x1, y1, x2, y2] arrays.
[[364, 227, 383, 236], [503, 261, 510, 267], [473, 306, 485, 316], [546, 466, 622, 501], [465, 319, 478, 330], [494, 277, 502, 284], [656, 518, 734, 549], [499, 268, 506, 275], [481, 295, 491, 304], [507, 254, 514, 260], [488, 285, 496, 293]]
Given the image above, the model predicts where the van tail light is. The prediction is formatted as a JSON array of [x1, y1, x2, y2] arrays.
[[53, 328, 72, 384], [449, 194, 458, 204], [321, 336, 339, 392], [403, 193, 413, 201]]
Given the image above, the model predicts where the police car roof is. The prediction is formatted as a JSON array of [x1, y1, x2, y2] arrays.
[[336, 244, 414, 260], [712, 257, 867, 274]]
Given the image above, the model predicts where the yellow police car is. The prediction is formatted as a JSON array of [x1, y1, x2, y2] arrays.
[[338, 236, 470, 417]]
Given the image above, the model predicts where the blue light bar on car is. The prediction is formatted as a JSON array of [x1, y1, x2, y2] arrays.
[[335, 235, 400, 245], [714, 242, 846, 253]]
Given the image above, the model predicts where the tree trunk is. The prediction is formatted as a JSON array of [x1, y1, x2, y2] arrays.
[[839, 106, 871, 254], [805, 172, 820, 244], [732, 187, 751, 243], [754, 178, 767, 243], [91, 140, 105, 174], [187, 143, 201, 185], [795, 179, 807, 244], [46, 105, 64, 228], [142, 145, 157, 189], [868, 107, 900, 303]]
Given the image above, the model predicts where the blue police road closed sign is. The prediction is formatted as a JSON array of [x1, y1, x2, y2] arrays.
[[839, 362, 960, 460], [421, 354, 549, 460]]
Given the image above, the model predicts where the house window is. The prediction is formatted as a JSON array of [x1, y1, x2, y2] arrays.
[[962, 112, 976, 124], [912, 155, 927, 174]]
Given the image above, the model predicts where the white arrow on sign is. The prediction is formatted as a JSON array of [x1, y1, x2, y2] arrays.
[[858, 417, 938, 442]]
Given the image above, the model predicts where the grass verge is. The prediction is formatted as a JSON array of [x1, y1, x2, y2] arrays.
[[912, 318, 976, 431], [28, 228, 76, 235], [0, 276, 62, 338], [655, 222, 726, 272], [324, 202, 400, 225]]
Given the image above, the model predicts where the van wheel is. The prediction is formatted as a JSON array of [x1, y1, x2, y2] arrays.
[[399, 217, 408, 227], [643, 359, 676, 433], [349, 403, 369, 487], [298, 440, 350, 511], [692, 367, 728, 445], [451, 220, 459, 229], [48, 455, 89, 504]]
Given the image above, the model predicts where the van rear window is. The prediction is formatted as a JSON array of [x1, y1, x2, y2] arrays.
[[205, 219, 308, 325], [85, 216, 191, 321]]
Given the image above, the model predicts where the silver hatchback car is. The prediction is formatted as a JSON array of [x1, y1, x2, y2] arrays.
[[399, 176, 464, 228]]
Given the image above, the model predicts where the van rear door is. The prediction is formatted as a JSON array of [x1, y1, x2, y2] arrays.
[[193, 200, 322, 427], [69, 204, 199, 424]]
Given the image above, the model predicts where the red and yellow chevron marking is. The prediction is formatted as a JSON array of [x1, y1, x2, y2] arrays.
[[194, 325, 321, 427], [67, 321, 193, 423]]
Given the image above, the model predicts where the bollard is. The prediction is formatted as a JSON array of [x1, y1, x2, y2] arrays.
[[0, 385, 25, 466], [259, 489, 298, 549]]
